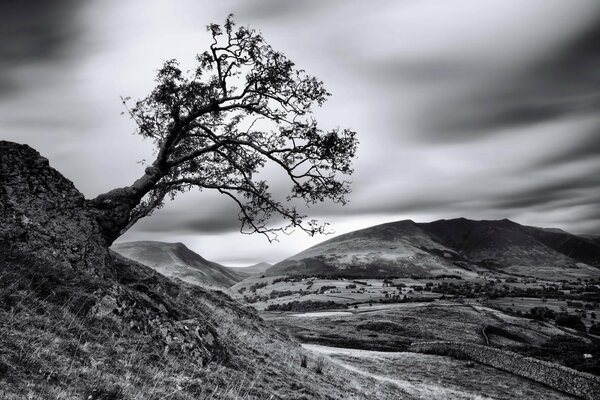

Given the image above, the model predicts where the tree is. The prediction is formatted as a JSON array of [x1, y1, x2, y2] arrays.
[[555, 313, 586, 332], [87, 16, 357, 245]]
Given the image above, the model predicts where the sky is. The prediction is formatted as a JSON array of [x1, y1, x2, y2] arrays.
[[2, 0, 600, 266]]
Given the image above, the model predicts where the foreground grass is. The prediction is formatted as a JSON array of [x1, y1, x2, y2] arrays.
[[0, 247, 412, 399]]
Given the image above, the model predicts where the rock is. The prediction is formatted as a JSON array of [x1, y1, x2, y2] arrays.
[[0, 141, 111, 276]]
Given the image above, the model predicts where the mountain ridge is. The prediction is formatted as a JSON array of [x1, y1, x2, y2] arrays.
[[112, 240, 247, 288], [265, 218, 600, 280]]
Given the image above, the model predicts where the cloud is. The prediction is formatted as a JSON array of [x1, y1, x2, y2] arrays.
[[417, 13, 600, 137], [3, 0, 600, 266], [0, 0, 84, 94], [127, 191, 242, 235], [537, 128, 600, 167]]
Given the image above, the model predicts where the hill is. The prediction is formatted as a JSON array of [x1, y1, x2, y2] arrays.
[[265, 218, 600, 280], [228, 261, 273, 277], [0, 141, 408, 399], [421, 218, 600, 271], [112, 241, 246, 288]]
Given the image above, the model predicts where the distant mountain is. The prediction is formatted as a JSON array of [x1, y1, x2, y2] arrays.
[[112, 241, 247, 288], [265, 218, 600, 280], [228, 262, 272, 277], [582, 234, 600, 247], [421, 218, 600, 270]]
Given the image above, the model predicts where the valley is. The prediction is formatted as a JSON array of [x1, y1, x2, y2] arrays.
[[225, 218, 600, 398], [110, 217, 600, 398]]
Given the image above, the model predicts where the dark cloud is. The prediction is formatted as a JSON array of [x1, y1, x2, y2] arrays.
[[420, 14, 600, 137], [3, 0, 600, 262], [0, 0, 83, 94], [131, 196, 242, 235], [537, 129, 600, 167], [237, 0, 341, 20], [491, 173, 600, 211]]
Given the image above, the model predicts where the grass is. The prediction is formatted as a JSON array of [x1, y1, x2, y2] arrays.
[[265, 301, 592, 365], [310, 346, 577, 400], [314, 357, 324, 375], [0, 246, 415, 399]]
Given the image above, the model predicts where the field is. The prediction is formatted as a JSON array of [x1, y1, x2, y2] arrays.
[[484, 297, 599, 329], [303, 344, 577, 400], [264, 302, 572, 351], [231, 276, 449, 310]]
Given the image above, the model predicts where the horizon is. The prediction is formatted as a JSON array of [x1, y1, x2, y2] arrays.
[[2, 0, 599, 266], [112, 216, 597, 268]]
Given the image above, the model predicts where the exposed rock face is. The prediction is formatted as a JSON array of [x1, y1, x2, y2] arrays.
[[0, 141, 232, 363], [0, 141, 110, 276]]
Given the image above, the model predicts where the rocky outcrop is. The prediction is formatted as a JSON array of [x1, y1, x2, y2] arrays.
[[0, 141, 259, 397], [0, 141, 110, 276]]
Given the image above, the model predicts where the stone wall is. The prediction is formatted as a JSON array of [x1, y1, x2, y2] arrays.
[[410, 341, 600, 400]]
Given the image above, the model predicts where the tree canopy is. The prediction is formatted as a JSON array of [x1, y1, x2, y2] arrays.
[[90, 16, 357, 244]]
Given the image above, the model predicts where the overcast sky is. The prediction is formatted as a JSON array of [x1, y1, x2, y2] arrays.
[[2, 0, 599, 266]]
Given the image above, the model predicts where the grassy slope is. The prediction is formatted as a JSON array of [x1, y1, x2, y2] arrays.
[[307, 346, 576, 400], [265, 302, 576, 352], [0, 246, 413, 400], [264, 218, 600, 280], [266, 221, 470, 278], [112, 241, 246, 288]]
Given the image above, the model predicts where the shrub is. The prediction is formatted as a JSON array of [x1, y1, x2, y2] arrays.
[[265, 300, 347, 312], [248, 281, 268, 292], [527, 306, 556, 321], [319, 285, 337, 293], [555, 313, 586, 332]]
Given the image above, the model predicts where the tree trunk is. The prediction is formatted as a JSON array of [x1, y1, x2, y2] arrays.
[[87, 166, 163, 245]]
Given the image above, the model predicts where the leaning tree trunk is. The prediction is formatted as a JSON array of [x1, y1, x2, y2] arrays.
[[86, 166, 164, 245]]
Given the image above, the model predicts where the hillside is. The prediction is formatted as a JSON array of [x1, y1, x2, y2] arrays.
[[265, 218, 600, 280], [0, 141, 410, 399], [112, 241, 246, 288], [420, 218, 600, 271]]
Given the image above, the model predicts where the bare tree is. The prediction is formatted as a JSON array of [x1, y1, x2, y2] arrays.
[[88, 16, 357, 245]]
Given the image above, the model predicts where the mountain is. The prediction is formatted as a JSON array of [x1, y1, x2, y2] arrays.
[[421, 218, 600, 271], [112, 241, 247, 288], [265, 218, 600, 280], [228, 261, 273, 276], [266, 220, 472, 278]]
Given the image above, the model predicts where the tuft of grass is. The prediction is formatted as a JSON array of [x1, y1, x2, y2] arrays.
[[300, 353, 307, 368], [314, 356, 325, 374]]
